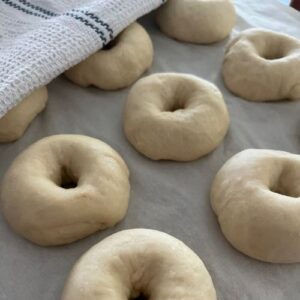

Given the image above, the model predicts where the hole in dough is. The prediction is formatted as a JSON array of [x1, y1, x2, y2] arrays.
[[270, 169, 299, 198], [131, 295, 148, 300], [270, 186, 298, 198], [59, 166, 78, 189], [61, 181, 77, 189], [262, 49, 285, 60], [165, 98, 187, 112], [168, 102, 186, 112], [103, 38, 118, 50]]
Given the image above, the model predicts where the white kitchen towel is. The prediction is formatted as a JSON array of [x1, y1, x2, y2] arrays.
[[0, 0, 166, 118]]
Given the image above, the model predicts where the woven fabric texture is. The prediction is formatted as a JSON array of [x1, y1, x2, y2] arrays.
[[0, 0, 165, 118]]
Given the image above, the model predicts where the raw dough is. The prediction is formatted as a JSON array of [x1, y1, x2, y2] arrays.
[[223, 28, 300, 101], [211, 149, 300, 263], [124, 73, 230, 161], [62, 229, 217, 300], [0, 87, 48, 143], [64, 22, 153, 90], [156, 0, 236, 44], [1, 135, 130, 246]]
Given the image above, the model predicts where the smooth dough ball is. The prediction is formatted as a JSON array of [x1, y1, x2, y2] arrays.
[[1, 135, 130, 246], [223, 28, 300, 101], [124, 73, 230, 161], [156, 0, 236, 44], [64, 22, 153, 90], [0, 87, 48, 143], [211, 149, 300, 263], [62, 229, 217, 300]]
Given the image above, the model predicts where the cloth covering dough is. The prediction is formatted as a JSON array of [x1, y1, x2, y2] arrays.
[[0, 87, 47, 143], [62, 229, 217, 300], [124, 73, 230, 161], [0, 0, 166, 118], [1, 134, 130, 246], [211, 149, 300, 263], [223, 28, 300, 101], [64, 22, 153, 90], [156, 0, 236, 44]]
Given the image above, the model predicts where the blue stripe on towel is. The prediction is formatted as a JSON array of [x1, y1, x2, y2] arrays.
[[72, 9, 114, 39], [65, 12, 107, 43], [2, 0, 112, 43], [2, 0, 167, 43], [17, 0, 57, 17], [1, 0, 49, 19]]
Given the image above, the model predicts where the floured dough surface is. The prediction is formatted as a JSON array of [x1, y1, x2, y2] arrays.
[[62, 229, 217, 300], [65, 22, 153, 90], [223, 28, 300, 101], [0, 87, 48, 143], [1, 134, 130, 246], [211, 149, 300, 263], [156, 0, 236, 44], [124, 73, 230, 161]]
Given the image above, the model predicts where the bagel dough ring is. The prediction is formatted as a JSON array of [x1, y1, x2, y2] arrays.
[[62, 229, 217, 300], [64, 23, 153, 90], [0, 87, 48, 143], [211, 149, 300, 263], [124, 73, 230, 161], [223, 28, 300, 101], [156, 0, 236, 44], [1, 135, 130, 246]]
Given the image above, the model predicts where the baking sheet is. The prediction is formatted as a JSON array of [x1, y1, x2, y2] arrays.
[[1, 1, 300, 299]]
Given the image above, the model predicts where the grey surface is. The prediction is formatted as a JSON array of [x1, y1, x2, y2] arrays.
[[0, 1, 300, 299]]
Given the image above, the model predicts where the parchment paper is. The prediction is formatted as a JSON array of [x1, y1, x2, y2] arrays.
[[0, 1, 300, 299]]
